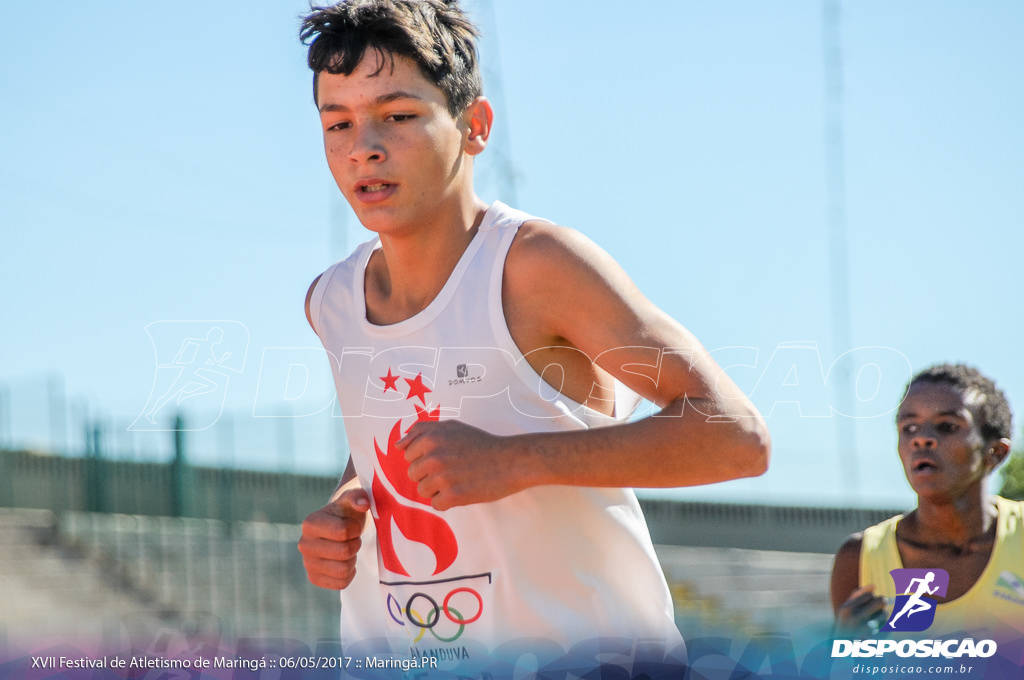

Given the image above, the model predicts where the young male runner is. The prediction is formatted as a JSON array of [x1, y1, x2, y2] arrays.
[[831, 364, 1022, 639], [295, 0, 770, 670]]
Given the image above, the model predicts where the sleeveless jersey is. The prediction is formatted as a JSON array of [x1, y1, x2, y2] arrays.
[[860, 496, 1024, 639], [309, 201, 684, 668]]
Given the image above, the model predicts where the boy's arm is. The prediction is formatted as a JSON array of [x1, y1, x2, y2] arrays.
[[298, 273, 370, 590], [399, 222, 771, 510], [830, 533, 886, 634]]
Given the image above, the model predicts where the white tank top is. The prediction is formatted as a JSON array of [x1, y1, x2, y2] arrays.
[[309, 202, 683, 670]]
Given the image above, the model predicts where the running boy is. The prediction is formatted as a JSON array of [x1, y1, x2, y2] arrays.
[[831, 364, 1021, 638], [296, 0, 770, 670]]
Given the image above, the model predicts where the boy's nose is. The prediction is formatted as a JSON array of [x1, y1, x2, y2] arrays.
[[911, 433, 937, 449], [349, 127, 386, 164]]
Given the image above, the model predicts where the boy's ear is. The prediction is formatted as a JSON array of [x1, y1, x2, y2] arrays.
[[986, 438, 1012, 469], [463, 97, 493, 156]]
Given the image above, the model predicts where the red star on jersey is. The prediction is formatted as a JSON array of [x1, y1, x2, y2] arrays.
[[380, 368, 400, 393], [404, 372, 432, 405]]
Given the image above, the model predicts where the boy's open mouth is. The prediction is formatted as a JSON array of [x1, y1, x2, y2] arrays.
[[360, 182, 392, 193], [912, 459, 938, 472]]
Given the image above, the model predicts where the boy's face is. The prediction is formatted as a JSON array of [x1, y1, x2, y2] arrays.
[[896, 382, 994, 501], [316, 51, 474, 235]]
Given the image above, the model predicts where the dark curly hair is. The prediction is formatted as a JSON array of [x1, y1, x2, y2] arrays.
[[300, 0, 482, 117], [903, 363, 1013, 442]]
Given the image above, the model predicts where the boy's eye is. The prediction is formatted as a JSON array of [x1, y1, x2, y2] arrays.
[[327, 121, 351, 131], [937, 422, 959, 433], [387, 114, 415, 122], [901, 424, 919, 435]]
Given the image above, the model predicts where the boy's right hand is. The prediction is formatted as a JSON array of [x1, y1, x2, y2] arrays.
[[298, 488, 371, 590], [835, 585, 887, 636]]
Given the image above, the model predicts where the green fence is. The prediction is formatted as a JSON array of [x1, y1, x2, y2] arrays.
[[0, 447, 337, 525]]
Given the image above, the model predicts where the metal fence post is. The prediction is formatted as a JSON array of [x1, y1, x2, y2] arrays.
[[171, 414, 187, 517], [218, 415, 235, 533], [85, 422, 105, 513]]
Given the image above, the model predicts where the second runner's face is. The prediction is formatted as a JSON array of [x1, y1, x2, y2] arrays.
[[896, 382, 990, 501], [317, 52, 468, 235]]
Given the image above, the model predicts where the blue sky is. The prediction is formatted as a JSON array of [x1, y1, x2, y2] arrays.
[[1, 1, 1021, 508]]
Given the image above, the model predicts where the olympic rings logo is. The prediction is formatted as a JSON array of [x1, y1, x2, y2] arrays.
[[386, 587, 483, 643]]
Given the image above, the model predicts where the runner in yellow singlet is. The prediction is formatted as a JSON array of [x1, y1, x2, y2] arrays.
[[830, 364, 1022, 638]]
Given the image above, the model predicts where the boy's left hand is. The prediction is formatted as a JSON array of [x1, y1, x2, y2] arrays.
[[397, 420, 529, 510], [835, 585, 887, 637]]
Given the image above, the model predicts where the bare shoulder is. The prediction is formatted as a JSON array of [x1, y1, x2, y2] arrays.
[[830, 532, 865, 611], [503, 220, 650, 325], [501, 219, 705, 409], [304, 273, 325, 332], [833, 532, 864, 570], [505, 220, 630, 287]]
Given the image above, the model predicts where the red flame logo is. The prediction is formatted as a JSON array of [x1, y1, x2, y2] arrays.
[[371, 371, 456, 576]]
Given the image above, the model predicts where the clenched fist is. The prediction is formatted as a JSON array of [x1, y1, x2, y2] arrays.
[[298, 486, 371, 589]]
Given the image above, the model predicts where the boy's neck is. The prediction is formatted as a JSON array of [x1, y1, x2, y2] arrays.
[[911, 486, 998, 544], [364, 193, 490, 325]]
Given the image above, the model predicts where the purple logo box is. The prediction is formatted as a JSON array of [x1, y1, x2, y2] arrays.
[[889, 568, 950, 598]]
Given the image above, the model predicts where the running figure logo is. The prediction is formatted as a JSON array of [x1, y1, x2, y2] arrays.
[[884, 568, 950, 632], [130, 321, 249, 431]]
